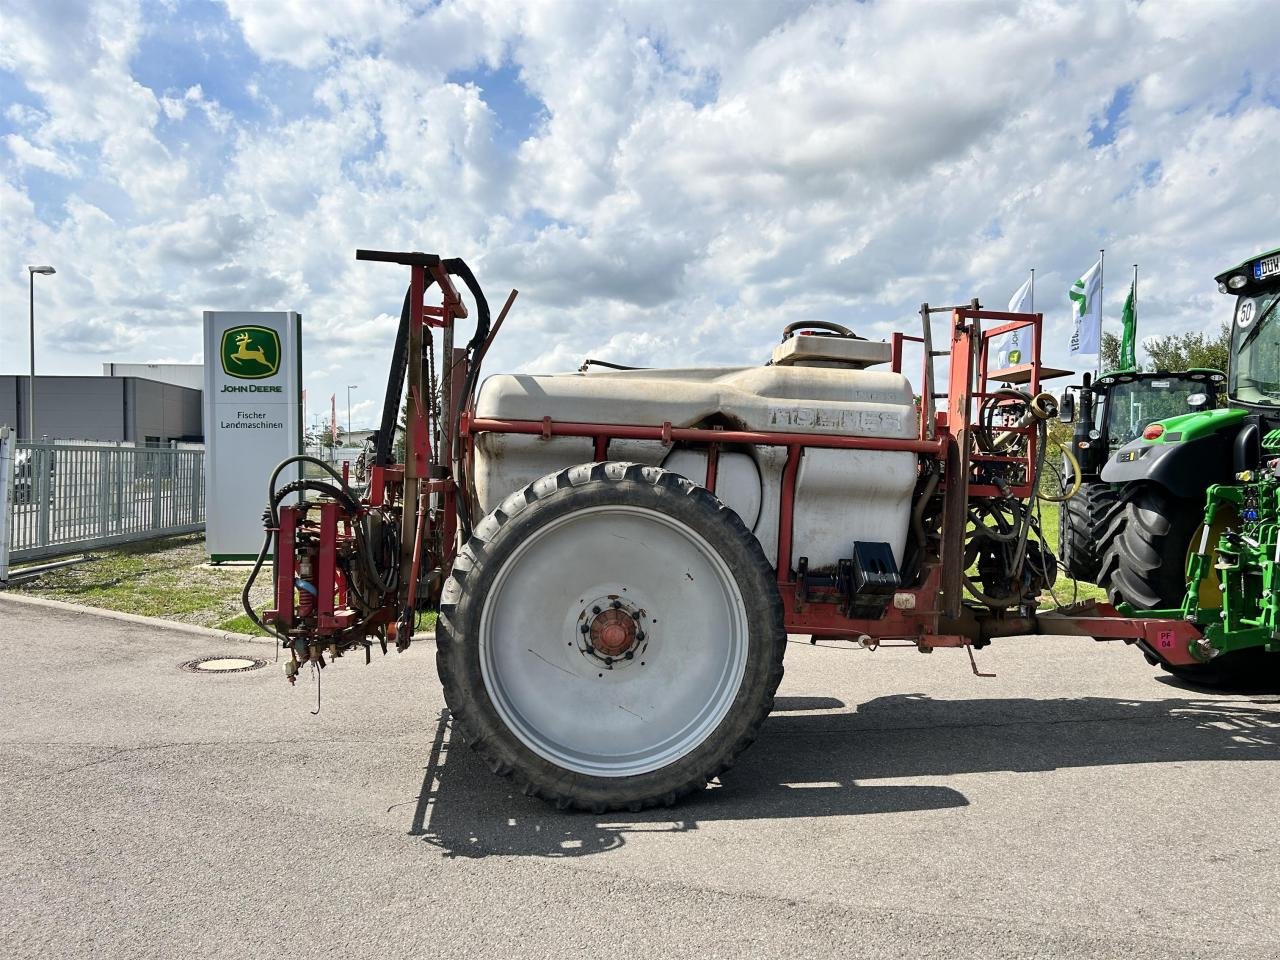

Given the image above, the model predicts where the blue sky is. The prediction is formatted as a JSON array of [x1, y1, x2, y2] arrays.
[[3, 0, 1280, 428]]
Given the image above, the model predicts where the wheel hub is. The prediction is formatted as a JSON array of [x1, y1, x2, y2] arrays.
[[576, 595, 647, 668]]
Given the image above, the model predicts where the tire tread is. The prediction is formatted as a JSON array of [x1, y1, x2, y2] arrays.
[[436, 461, 786, 812]]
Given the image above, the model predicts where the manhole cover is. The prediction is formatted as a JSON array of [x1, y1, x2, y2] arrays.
[[181, 655, 268, 674]]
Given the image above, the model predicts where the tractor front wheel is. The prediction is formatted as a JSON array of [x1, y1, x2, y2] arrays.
[[436, 461, 786, 812], [1058, 481, 1120, 582]]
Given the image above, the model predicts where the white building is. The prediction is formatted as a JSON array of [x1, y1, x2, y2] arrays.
[[103, 362, 204, 392]]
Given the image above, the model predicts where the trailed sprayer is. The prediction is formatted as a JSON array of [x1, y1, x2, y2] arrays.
[[241, 248, 1251, 811]]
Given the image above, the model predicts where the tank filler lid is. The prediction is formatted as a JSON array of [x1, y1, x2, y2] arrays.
[[771, 336, 891, 368]]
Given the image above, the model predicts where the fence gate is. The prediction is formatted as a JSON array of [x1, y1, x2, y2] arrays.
[[1, 439, 205, 578]]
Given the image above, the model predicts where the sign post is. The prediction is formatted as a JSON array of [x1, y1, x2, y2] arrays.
[[203, 311, 302, 560]]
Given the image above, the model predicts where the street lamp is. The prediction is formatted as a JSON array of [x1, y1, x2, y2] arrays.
[[346, 384, 357, 441], [26, 265, 55, 442]]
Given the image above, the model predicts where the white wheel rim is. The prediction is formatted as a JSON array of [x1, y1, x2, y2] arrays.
[[477, 503, 750, 777]]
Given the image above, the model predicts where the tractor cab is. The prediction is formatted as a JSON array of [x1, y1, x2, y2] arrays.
[[1072, 369, 1222, 472], [1221, 247, 1280, 422], [1054, 366, 1222, 582]]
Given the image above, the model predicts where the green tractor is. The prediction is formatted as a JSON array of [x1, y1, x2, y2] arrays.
[[1093, 246, 1280, 678], [1057, 367, 1224, 581]]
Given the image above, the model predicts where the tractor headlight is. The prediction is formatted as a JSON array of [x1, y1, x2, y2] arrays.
[[1228, 274, 1249, 290], [1219, 282, 1229, 293]]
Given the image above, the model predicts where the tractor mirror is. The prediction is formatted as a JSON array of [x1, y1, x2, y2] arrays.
[[1058, 391, 1076, 423]]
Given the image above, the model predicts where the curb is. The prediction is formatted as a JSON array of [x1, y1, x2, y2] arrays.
[[0, 592, 275, 647]]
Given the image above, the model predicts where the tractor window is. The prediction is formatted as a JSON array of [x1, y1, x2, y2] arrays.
[[1103, 379, 1209, 447], [1231, 289, 1280, 406]]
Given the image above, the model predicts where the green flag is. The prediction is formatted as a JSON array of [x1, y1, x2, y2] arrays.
[[1118, 280, 1137, 372]]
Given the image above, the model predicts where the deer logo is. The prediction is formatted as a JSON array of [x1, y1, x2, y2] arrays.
[[231, 332, 270, 368], [220, 325, 281, 379]]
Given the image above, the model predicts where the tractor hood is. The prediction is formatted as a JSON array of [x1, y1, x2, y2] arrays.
[[1129, 407, 1247, 445], [1100, 407, 1246, 496]]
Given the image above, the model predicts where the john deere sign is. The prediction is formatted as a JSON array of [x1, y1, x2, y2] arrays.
[[203, 311, 301, 560], [220, 325, 281, 379]]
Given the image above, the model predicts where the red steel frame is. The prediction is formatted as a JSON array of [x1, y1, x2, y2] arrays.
[[268, 265, 1207, 670], [459, 306, 1057, 651]]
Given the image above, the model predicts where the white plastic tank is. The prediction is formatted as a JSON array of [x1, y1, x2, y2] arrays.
[[472, 359, 919, 571]]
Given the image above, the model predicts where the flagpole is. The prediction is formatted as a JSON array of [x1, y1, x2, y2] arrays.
[[1132, 263, 1138, 327], [1096, 248, 1105, 378]]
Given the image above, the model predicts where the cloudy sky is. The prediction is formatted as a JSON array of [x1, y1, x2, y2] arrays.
[[2, 0, 1279, 429]]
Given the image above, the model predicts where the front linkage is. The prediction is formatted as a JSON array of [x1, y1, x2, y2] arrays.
[[1132, 429, 1280, 665]]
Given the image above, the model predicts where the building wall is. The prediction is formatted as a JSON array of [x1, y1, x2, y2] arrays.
[[103, 362, 204, 391], [0, 376, 127, 441], [0, 376, 201, 443], [130, 379, 203, 443]]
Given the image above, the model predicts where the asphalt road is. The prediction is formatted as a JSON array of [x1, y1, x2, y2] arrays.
[[2, 597, 1278, 960]]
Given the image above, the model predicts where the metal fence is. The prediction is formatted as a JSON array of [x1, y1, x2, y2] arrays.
[[2, 437, 205, 570]]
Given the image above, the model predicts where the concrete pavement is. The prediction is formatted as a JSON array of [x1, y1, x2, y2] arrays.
[[2, 597, 1278, 959]]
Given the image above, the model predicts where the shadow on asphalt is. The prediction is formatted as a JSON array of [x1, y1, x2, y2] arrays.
[[407, 691, 1280, 860]]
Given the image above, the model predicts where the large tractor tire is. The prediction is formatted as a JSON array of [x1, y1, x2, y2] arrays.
[[1139, 646, 1280, 688], [437, 461, 786, 812], [1097, 484, 1200, 612], [1097, 484, 1262, 687], [1058, 482, 1120, 582]]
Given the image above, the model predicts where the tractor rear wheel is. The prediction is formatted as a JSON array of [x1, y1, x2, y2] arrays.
[[1155, 648, 1280, 688], [1058, 482, 1120, 582], [437, 461, 786, 812], [1097, 484, 1264, 687], [1097, 484, 1199, 612]]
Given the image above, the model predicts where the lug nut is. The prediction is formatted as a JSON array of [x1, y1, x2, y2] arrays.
[[636, 631, 645, 642], [604, 657, 614, 666], [580, 623, 590, 634], [631, 610, 642, 621], [624, 651, 634, 660], [611, 600, 622, 609], [592, 606, 601, 615]]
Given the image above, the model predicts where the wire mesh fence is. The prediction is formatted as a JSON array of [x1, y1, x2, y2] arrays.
[[5, 441, 205, 565]]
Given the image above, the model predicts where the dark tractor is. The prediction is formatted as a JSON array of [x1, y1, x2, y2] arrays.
[[1094, 246, 1280, 682], [1056, 369, 1222, 582]]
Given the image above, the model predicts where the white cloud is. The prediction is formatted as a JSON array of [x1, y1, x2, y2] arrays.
[[2, 0, 1280, 425], [220, 0, 409, 69], [3, 134, 77, 176], [159, 96, 187, 121]]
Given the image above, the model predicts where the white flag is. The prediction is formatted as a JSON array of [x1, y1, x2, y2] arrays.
[[1008, 275, 1033, 313], [1069, 258, 1103, 356], [995, 275, 1033, 368]]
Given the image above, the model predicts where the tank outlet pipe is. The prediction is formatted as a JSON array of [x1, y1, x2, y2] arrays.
[[992, 392, 1057, 451]]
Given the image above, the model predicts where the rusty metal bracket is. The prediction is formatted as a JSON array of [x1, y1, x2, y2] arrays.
[[965, 642, 996, 678]]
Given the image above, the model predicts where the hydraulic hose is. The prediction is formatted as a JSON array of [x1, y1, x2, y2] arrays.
[[441, 257, 490, 540], [241, 455, 393, 642], [1038, 437, 1083, 503], [907, 464, 941, 577], [376, 287, 416, 468], [241, 528, 285, 642], [963, 401, 1057, 609]]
